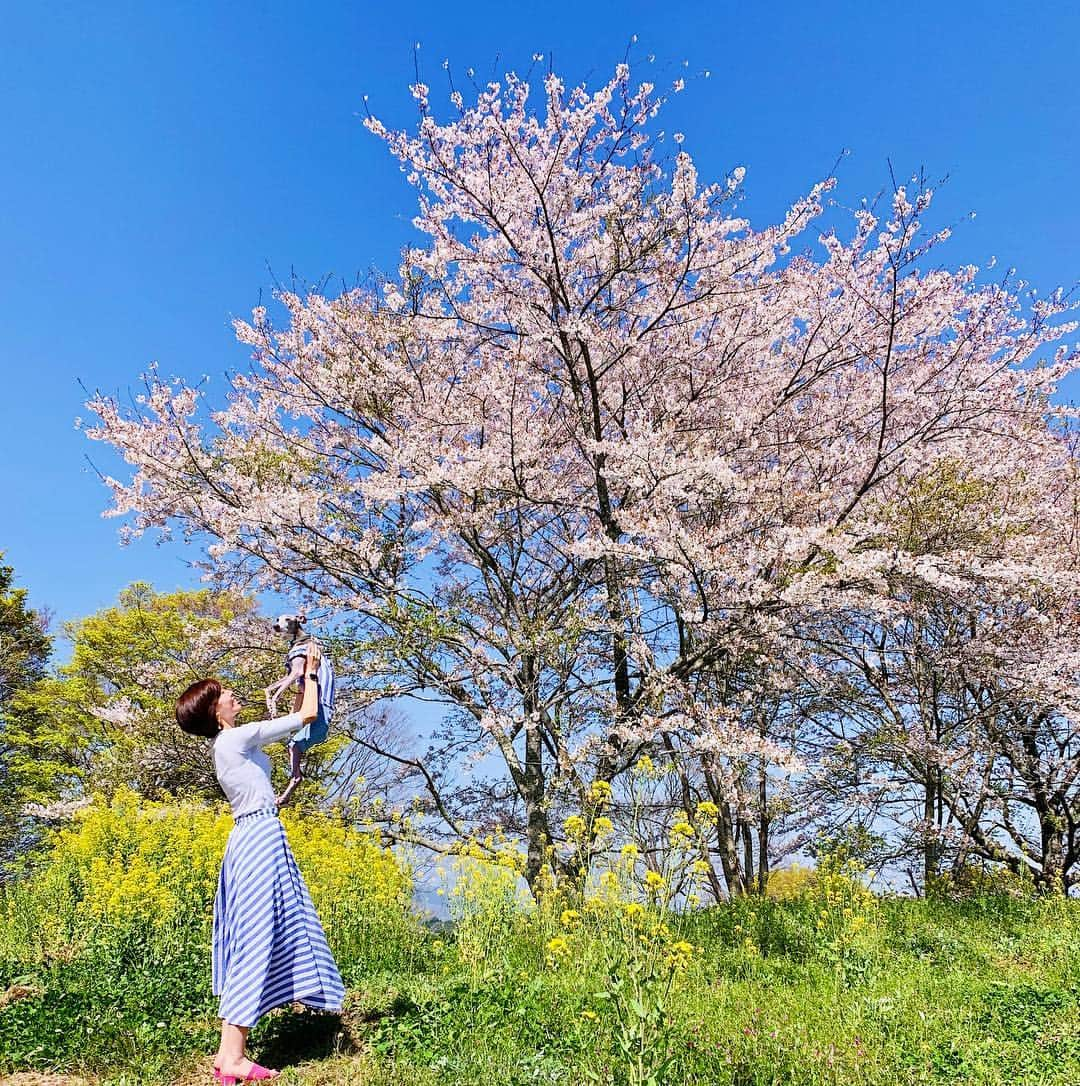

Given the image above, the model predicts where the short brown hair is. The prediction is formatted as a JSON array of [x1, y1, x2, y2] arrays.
[[175, 678, 223, 738]]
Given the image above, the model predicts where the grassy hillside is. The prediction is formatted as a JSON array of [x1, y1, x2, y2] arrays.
[[0, 792, 1076, 1086]]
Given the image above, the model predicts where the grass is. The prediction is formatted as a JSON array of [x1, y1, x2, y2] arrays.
[[0, 796, 1076, 1085], [2, 892, 1075, 1085]]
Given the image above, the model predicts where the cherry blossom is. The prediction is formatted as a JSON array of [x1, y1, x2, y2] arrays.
[[85, 62, 1080, 893]]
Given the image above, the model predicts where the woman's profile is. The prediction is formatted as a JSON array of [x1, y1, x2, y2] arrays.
[[175, 643, 345, 1083]]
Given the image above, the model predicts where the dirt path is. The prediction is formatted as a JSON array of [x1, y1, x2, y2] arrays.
[[0, 1076, 98, 1086]]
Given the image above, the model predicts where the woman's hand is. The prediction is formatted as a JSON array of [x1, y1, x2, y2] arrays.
[[298, 643, 320, 724]]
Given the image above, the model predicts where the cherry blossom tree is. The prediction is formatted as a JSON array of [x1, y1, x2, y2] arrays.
[[799, 456, 1080, 892], [84, 61, 1080, 892]]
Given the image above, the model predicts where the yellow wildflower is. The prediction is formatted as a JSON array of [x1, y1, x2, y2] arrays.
[[560, 908, 582, 928], [563, 815, 586, 839], [667, 939, 697, 971]]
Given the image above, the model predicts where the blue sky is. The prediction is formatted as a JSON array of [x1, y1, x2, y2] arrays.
[[3, 0, 1079, 643]]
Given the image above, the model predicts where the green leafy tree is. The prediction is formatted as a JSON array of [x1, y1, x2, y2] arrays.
[[0, 552, 52, 874], [9, 583, 288, 808]]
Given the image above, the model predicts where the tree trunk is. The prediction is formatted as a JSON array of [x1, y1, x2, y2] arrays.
[[717, 799, 747, 896], [520, 654, 548, 891], [923, 770, 941, 890], [739, 817, 755, 890], [757, 763, 770, 895]]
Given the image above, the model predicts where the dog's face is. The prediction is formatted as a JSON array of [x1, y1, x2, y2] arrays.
[[272, 614, 305, 639]]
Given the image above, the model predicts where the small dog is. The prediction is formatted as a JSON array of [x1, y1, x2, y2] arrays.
[[264, 614, 336, 805]]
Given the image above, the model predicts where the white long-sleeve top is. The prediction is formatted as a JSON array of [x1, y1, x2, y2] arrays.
[[212, 711, 306, 817]]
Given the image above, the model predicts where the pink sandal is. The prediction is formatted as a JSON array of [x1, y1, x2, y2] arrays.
[[243, 1066, 280, 1081], [214, 1064, 279, 1084]]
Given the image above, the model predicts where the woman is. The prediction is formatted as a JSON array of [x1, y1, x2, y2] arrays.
[[175, 650, 345, 1084]]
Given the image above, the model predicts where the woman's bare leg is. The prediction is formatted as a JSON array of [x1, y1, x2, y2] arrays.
[[216, 1019, 246, 1069], [216, 1020, 278, 1077]]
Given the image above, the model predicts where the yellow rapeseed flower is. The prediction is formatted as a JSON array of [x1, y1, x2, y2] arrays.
[[563, 815, 586, 839], [667, 939, 697, 971], [546, 936, 570, 963], [644, 870, 665, 891], [560, 908, 582, 928]]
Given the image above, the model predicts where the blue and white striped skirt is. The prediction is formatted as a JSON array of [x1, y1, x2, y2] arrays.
[[212, 807, 345, 1028]]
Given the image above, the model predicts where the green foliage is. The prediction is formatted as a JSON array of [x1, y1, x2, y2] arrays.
[[810, 825, 888, 869], [8, 582, 286, 808], [870, 457, 1026, 556], [0, 552, 51, 706], [927, 861, 1038, 901], [0, 551, 52, 877]]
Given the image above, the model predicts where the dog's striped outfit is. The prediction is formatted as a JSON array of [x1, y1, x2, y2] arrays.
[[284, 642, 336, 753], [211, 714, 345, 1028]]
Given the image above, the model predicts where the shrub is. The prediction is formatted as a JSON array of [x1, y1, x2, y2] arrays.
[[765, 863, 817, 900]]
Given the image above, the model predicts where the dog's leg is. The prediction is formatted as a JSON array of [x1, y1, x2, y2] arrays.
[[265, 654, 307, 715], [276, 743, 306, 806]]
